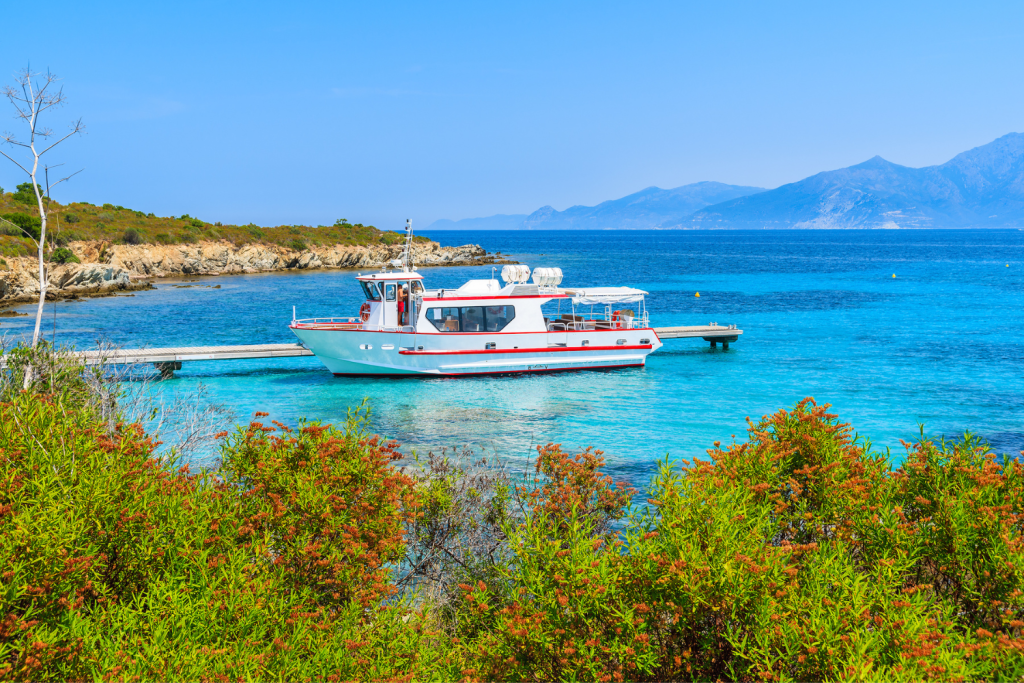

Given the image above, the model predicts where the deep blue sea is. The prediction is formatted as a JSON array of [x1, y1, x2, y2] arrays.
[[4, 229, 1022, 484]]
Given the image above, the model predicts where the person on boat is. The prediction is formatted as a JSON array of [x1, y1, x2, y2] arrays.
[[397, 285, 407, 326]]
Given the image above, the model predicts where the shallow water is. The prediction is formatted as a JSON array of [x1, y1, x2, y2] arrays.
[[5, 229, 1022, 485]]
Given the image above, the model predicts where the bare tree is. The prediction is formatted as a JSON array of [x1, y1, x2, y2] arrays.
[[0, 68, 83, 362]]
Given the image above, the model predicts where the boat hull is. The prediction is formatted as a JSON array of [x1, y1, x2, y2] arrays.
[[289, 327, 662, 377]]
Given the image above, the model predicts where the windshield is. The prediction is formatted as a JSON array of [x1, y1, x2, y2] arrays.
[[360, 281, 381, 301]]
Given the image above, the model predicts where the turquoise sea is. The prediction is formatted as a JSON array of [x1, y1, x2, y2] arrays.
[[4, 229, 1022, 483]]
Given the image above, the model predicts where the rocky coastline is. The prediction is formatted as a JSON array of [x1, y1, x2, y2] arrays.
[[0, 239, 511, 308]]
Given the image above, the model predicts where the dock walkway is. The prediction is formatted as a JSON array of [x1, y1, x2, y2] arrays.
[[5, 325, 742, 377]]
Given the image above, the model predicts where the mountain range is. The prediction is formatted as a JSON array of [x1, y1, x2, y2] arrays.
[[427, 133, 1024, 230]]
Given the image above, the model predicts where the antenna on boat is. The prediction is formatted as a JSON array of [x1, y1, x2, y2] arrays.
[[402, 219, 413, 272]]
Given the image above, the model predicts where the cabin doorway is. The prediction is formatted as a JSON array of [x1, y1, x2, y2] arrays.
[[541, 300, 570, 346]]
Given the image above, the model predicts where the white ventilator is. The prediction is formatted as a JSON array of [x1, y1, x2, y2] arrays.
[[501, 264, 532, 284], [532, 267, 563, 287]]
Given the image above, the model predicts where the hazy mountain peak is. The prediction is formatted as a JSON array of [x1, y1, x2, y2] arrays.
[[427, 182, 765, 230], [427, 133, 1024, 231], [689, 132, 1024, 228]]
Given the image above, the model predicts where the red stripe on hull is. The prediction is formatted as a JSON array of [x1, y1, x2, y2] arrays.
[[331, 363, 644, 379], [399, 344, 652, 355]]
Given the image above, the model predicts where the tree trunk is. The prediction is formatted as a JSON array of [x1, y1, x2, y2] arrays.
[[31, 171, 47, 347], [24, 172, 47, 390]]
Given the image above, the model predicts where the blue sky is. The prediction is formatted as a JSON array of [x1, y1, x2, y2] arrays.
[[2, 1, 1022, 228]]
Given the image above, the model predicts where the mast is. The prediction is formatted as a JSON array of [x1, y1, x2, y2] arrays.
[[402, 219, 413, 272]]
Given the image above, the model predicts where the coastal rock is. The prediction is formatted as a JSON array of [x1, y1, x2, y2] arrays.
[[0, 259, 140, 305]]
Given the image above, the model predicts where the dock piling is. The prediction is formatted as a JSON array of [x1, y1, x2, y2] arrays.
[[154, 361, 182, 379]]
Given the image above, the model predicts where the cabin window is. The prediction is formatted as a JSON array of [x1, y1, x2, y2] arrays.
[[428, 307, 462, 332], [461, 306, 485, 332], [484, 305, 515, 331], [360, 281, 381, 301], [385, 284, 397, 302], [410, 281, 424, 294], [426, 305, 515, 332]]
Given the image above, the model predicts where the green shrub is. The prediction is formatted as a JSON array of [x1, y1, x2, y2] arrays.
[[247, 225, 265, 239], [49, 247, 80, 264], [147, 213, 155, 219], [52, 232, 79, 247], [2, 382, 1020, 681], [0, 213, 41, 240], [154, 232, 175, 245], [289, 238, 307, 252], [12, 182, 41, 204], [189, 218, 204, 229], [0, 391, 435, 681], [102, 203, 115, 210], [63, 213, 79, 224], [122, 227, 142, 245], [450, 399, 1024, 680]]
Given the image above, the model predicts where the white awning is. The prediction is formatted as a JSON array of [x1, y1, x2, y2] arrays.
[[566, 286, 648, 305]]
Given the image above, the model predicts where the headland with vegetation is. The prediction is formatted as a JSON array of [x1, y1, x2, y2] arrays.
[[0, 182, 510, 307], [0, 343, 1021, 680]]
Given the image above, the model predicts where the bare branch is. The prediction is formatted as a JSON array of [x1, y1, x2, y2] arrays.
[[39, 121, 84, 157], [46, 168, 83, 193], [0, 148, 31, 175], [0, 135, 33, 149]]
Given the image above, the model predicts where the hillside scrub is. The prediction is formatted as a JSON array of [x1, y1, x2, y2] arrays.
[[0, 190, 426, 258], [0, 355, 1022, 680]]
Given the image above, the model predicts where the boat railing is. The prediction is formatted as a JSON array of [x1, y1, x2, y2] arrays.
[[291, 317, 364, 330], [550, 312, 650, 331]]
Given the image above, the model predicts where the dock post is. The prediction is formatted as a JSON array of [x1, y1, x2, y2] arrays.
[[710, 340, 717, 349], [723, 340, 730, 350], [154, 361, 182, 379]]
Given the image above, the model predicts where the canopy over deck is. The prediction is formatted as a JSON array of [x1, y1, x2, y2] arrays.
[[565, 286, 648, 305]]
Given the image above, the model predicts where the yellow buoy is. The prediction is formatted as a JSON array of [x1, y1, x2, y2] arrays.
[[695, 292, 700, 298], [892, 274, 896, 278]]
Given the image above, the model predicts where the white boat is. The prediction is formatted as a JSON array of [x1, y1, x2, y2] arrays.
[[289, 221, 663, 377]]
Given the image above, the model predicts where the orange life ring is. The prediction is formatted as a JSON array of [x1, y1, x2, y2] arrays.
[[359, 302, 371, 322]]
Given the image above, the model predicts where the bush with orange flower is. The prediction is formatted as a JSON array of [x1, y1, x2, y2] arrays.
[[1, 354, 1021, 682]]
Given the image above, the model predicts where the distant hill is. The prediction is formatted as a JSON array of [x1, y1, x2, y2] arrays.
[[689, 133, 1024, 228], [0, 190, 416, 261], [426, 181, 765, 230], [428, 133, 1024, 230]]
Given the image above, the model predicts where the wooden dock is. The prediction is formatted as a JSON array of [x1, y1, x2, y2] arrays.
[[7, 325, 741, 377], [655, 324, 742, 349], [78, 344, 314, 377], [78, 344, 315, 365]]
